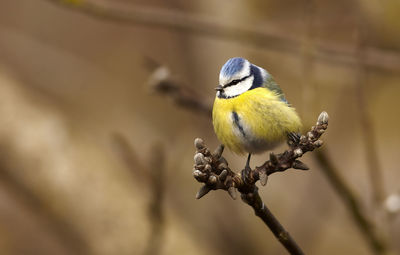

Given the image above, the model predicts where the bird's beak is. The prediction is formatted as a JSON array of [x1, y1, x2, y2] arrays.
[[215, 85, 223, 92]]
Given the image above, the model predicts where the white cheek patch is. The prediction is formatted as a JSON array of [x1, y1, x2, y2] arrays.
[[223, 76, 254, 98]]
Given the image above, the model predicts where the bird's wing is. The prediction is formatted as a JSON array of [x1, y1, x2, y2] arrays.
[[262, 74, 289, 104]]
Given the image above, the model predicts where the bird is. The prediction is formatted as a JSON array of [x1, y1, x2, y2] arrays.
[[212, 57, 302, 169]]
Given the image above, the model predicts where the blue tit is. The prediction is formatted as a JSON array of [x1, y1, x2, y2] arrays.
[[212, 57, 302, 168]]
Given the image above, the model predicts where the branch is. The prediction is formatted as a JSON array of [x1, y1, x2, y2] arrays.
[[44, 0, 400, 73], [145, 143, 166, 255], [147, 66, 212, 116], [112, 133, 260, 255], [147, 65, 389, 254], [191, 112, 328, 255], [111, 135, 166, 255]]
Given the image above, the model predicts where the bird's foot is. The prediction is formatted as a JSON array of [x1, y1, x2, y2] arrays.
[[241, 153, 253, 185], [241, 166, 253, 186], [287, 132, 301, 147]]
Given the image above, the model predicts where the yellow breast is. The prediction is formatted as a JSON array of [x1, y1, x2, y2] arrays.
[[212, 87, 302, 154]]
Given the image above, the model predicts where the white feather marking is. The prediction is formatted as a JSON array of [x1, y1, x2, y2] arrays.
[[258, 66, 269, 80], [223, 76, 254, 98]]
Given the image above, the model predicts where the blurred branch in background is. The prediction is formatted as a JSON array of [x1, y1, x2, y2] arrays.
[[147, 65, 388, 255], [313, 150, 387, 255], [147, 65, 211, 117], [355, 12, 385, 208], [112, 133, 260, 255], [112, 134, 165, 255], [0, 77, 94, 255], [0, 160, 89, 255], [296, 3, 388, 253], [145, 144, 166, 255], [299, 0, 318, 118], [44, 0, 400, 74], [148, 66, 212, 118], [298, 4, 387, 254], [112, 133, 150, 183]]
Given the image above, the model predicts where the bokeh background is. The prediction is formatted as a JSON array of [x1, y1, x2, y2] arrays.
[[0, 0, 399, 254]]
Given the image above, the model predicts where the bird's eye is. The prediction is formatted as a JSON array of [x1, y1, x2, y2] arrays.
[[223, 75, 251, 88], [230, 79, 240, 85]]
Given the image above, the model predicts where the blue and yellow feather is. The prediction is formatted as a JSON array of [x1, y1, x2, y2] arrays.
[[212, 58, 301, 155]]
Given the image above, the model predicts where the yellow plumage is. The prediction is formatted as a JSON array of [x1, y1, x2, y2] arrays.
[[212, 87, 302, 154]]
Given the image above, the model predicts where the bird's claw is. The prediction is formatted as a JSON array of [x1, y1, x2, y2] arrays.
[[287, 132, 301, 147], [241, 165, 252, 185]]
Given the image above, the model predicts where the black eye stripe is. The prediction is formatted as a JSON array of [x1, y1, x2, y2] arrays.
[[223, 74, 251, 88], [230, 79, 240, 85]]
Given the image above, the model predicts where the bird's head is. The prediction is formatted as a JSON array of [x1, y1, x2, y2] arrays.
[[216, 57, 264, 99]]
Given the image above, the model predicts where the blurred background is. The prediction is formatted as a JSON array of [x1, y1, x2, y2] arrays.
[[0, 0, 399, 254]]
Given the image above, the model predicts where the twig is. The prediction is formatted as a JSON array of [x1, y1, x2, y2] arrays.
[[111, 133, 150, 182], [111, 134, 166, 255], [147, 66, 389, 254], [43, 0, 400, 73], [112, 133, 260, 255], [242, 188, 304, 255], [148, 63, 326, 255], [191, 112, 329, 255], [145, 144, 166, 255], [147, 66, 212, 116]]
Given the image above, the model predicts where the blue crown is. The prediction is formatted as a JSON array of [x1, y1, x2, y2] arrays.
[[220, 57, 246, 77]]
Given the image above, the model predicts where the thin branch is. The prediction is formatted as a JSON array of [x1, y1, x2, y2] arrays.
[[111, 135, 166, 255], [44, 0, 400, 73], [147, 65, 388, 254], [243, 188, 305, 255], [192, 112, 328, 255], [145, 143, 166, 255], [112, 132, 260, 255], [147, 66, 212, 116], [355, 12, 385, 207], [192, 113, 327, 195], [112, 133, 151, 181]]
